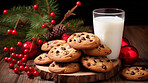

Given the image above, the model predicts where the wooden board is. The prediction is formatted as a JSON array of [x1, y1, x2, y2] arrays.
[[36, 59, 121, 83]]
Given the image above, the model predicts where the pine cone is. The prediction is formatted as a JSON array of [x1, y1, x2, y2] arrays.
[[49, 24, 66, 40]]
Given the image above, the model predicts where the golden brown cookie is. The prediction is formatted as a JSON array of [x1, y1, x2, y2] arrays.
[[49, 62, 80, 73], [81, 56, 113, 72], [67, 32, 100, 49], [121, 66, 148, 80], [41, 40, 66, 51], [82, 43, 112, 56], [34, 53, 52, 65], [47, 43, 81, 62]]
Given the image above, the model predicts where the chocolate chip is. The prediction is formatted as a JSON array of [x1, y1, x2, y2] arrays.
[[50, 51, 53, 53], [102, 65, 107, 70], [142, 73, 144, 75], [69, 39, 72, 42], [47, 43, 49, 45], [74, 39, 76, 41], [98, 48, 101, 51], [44, 55, 47, 58], [38, 57, 42, 60], [100, 60, 103, 62], [138, 77, 143, 80], [135, 67, 139, 70], [107, 60, 110, 62], [84, 58, 88, 61], [78, 39, 81, 43], [131, 71, 135, 75], [89, 40, 93, 42], [96, 46, 98, 49], [70, 54, 73, 57], [51, 64, 55, 67], [75, 51, 78, 52], [126, 73, 129, 74], [100, 44, 104, 48], [54, 48, 56, 49], [87, 63, 91, 66], [56, 50, 60, 53], [81, 37, 86, 40], [81, 33, 84, 35], [94, 60, 97, 63], [73, 34, 76, 36], [141, 67, 145, 70], [76, 35, 81, 38], [61, 47, 66, 50], [59, 64, 65, 67], [86, 35, 89, 38]]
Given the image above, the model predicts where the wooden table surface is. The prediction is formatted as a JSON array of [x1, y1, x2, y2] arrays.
[[0, 25, 148, 83]]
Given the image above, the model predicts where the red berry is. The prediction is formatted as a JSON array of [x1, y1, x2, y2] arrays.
[[14, 68, 19, 74], [12, 59, 16, 64], [24, 66, 29, 72], [51, 20, 56, 24], [27, 71, 32, 76], [76, 1, 81, 6], [61, 33, 71, 41], [32, 37, 36, 41], [42, 24, 47, 28], [3, 47, 9, 52], [50, 12, 55, 17], [9, 63, 14, 69], [10, 47, 15, 52], [29, 67, 34, 72], [17, 42, 22, 47], [24, 49, 29, 54], [23, 54, 28, 58], [11, 30, 17, 35], [19, 54, 24, 59], [4, 57, 8, 62], [37, 40, 43, 45], [19, 65, 25, 71], [7, 29, 12, 35], [15, 54, 19, 59], [11, 53, 16, 58], [33, 4, 38, 10], [17, 61, 22, 66], [7, 57, 12, 62], [33, 70, 39, 77], [3, 10, 8, 14], [22, 57, 27, 62]]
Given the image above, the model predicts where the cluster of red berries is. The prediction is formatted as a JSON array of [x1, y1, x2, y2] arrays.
[[7, 29, 17, 35]]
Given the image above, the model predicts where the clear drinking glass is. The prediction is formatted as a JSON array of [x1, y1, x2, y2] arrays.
[[93, 8, 125, 60]]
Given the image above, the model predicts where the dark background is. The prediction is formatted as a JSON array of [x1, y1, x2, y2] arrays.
[[0, 0, 147, 25]]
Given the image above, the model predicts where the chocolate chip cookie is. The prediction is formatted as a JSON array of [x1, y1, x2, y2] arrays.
[[49, 62, 80, 73], [41, 40, 66, 51], [121, 66, 148, 80], [67, 32, 100, 49], [34, 53, 52, 65], [47, 43, 81, 62], [81, 56, 113, 72], [82, 43, 112, 56]]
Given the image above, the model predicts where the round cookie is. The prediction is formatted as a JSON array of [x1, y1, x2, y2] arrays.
[[82, 43, 112, 56], [34, 53, 52, 65], [41, 40, 66, 51], [121, 66, 148, 80], [47, 43, 81, 62], [49, 62, 80, 73], [67, 32, 100, 49], [81, 56, 113, 72]]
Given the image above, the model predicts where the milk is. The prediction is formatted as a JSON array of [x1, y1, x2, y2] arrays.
[[93, 16, 124, 60]]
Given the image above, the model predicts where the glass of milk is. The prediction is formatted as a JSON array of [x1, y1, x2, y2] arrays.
[[93, 8, 125, 60]]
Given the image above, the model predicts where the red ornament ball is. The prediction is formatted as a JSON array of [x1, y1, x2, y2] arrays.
[[37, 39, 43, 45], [24, 49, 29, 54], [32, 37, 36, 41], [21, 42, 38, 58], [29, 66, 34, 72], [33, 70, 39, 77], [51, 20, 56, 24], [7, 57, 12, 62], [7, 29, 12, 35], [11, 30, 17, 35], [50, 12, 55, 17], [24, 66, 29, 72], [119, 45, 138, 66], [3, 10, 8, 14], [121, 37, 130, 47], [27, 71, 32, 76], [19, 54, 24, 59], [3, 47, 9, 52], [15, 54, 19, 59], [33, 4, 38, 10], [17, 42, 22, 47], [76, 1, 81, 6], [17, 61, 22, 66], [42, 24, 47, 28], [11, 53, 16, 58], [14, 68, 19, 74], [4, 57, 8, 62], [22, 57, 27, 62], [10, 47, 15, 52], [61, 33, 71, 41], [9, 63, 14, 69], [12, 59, 17, 64], [19, 65, 25, 71]]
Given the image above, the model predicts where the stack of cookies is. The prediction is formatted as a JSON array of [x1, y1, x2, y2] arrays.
[[34, 32, 113, 73]]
